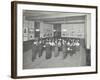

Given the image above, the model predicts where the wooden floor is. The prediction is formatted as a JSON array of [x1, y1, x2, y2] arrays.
[[23, 45, 88, 69]]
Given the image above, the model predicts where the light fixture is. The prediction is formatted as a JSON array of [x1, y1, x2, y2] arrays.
[[36, 29, 40, 31], [53, 30, 56, 32], [62, 29, 67, 32]]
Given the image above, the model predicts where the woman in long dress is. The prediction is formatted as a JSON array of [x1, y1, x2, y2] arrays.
[[58, 40, 62, 52], [54, 41, 59, 57], [66, 40, 71, 56], [45, 41, 52, 59], [62, 40, 67, 59], [51, 40, 55, 51], [32, 41, 38, 62], [38, 40, 44, 58], [75, 39, 80, 51], [70, 39, 76, 56]]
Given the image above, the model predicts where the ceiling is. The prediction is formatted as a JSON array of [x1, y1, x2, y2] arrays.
[[23, 10, 88, 24]]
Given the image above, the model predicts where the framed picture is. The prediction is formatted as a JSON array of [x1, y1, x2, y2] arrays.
[[11, 1, 98, 78]]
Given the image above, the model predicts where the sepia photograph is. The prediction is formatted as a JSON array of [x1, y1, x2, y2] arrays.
[[11, 1, 97, 78]]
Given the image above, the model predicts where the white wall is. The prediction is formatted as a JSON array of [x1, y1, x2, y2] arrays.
[[0, 0, 100, 80]]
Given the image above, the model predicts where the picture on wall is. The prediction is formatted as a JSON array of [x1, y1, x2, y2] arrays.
[[11, 1, 98, 78]]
